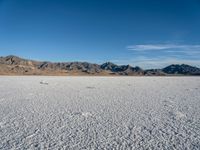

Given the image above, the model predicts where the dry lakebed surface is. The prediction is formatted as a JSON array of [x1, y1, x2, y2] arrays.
[[0, 76, 200, 149]]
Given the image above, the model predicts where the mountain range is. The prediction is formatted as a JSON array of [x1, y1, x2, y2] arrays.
[[0, 55, 200, 76]]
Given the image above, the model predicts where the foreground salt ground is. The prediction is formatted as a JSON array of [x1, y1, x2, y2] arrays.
[[0, 77, 199, 149]]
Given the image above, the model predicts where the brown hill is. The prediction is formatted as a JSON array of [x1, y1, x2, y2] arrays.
[[0, 55, 200, 76], [0, 55, 112, 75]]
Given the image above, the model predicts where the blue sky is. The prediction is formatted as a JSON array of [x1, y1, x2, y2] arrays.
[[0, 0, 200, 69]]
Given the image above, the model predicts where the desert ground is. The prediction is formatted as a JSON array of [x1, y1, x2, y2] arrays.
[[0, 76, 199, 149]]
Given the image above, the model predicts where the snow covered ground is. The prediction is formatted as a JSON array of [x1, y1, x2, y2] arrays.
[[0, 76, 199, 149]]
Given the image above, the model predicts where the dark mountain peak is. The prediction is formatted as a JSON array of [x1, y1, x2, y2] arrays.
[[162, 64, 200, 75], [103, 62, 116, 65], [100, 62, 143, 75], [100, 62, 118, 70], [101, 62, 117, 66]]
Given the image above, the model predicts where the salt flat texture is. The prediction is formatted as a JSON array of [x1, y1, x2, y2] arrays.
[[0, 77, 200, 150]]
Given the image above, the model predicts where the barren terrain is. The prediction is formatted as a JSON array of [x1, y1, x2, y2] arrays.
[[0, 77, 199, 149]]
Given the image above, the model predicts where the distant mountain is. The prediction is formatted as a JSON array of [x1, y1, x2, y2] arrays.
[[100, 62, 144, 75], [0, 55, 200, 75], [144, 69, 166, 76], [162, 64, 200, 75], [0, 55, 106, 75]]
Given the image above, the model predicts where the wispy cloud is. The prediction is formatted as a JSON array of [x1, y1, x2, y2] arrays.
[[127, 44, 200, 51], [130, 57, 200, 69], [123, 43, 200, 68], [112, 57, 200, 69]]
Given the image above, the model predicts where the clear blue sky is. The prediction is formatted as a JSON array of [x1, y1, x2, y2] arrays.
[[0, 0, 200, 68]]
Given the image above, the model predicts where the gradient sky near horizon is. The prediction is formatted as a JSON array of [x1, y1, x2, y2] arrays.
[[0, 0, 200, 69]]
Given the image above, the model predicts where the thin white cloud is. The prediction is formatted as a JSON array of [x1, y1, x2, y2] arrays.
[[111, 57, 200, 69], [116, 43, 200, 68], [127, 44, 200, 51], [132, 58, 200, 69]]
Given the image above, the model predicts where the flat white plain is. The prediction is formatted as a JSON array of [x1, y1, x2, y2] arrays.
[[0, 76, 199, 149]]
